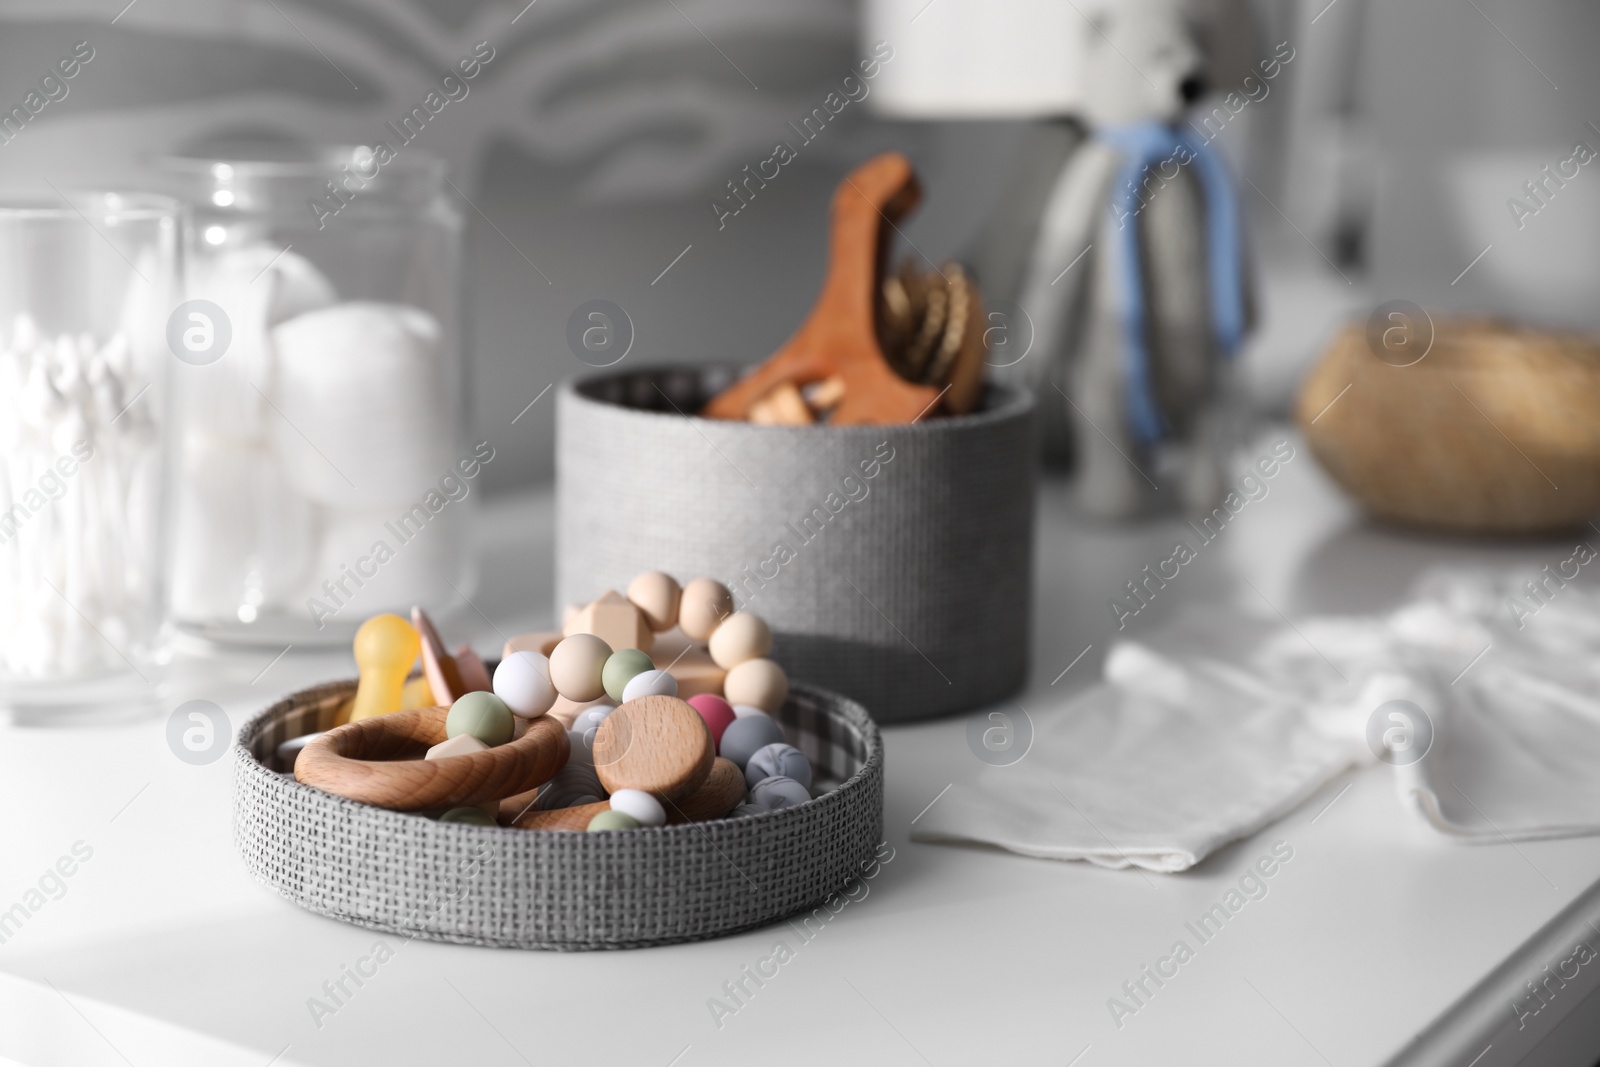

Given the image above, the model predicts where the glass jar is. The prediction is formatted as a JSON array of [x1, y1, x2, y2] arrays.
[[163, 146, 470, 647], [0, 192, 179, 718]]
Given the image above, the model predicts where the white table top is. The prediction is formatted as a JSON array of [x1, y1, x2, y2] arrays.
[[2, 430, 1599, 1067]]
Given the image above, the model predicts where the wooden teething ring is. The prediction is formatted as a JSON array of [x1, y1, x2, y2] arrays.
[[295, 706, 570, 812]]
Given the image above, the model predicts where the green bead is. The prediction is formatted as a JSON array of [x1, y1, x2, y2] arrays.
[[446, 691, 514, 746], [586, 809, 641, 832], [439, 807, 496, 826], [601, 648, 655, 703]]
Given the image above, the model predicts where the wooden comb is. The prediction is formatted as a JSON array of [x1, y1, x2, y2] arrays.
[[702, 152, 944, 425]]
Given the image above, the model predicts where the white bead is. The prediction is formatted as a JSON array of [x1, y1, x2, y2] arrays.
[[608, 788, 666, 827], [621, 668, 678, 702], [574, 705, 615, 732], [493, 650, 557, 718]]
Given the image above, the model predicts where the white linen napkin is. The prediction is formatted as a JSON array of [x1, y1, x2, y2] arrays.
[[911, 569, 1600, 871]]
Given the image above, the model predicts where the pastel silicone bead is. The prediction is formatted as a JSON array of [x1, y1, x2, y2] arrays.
[[678, 578, 734, 642], [566, 728, 595, 765], [747, 775, 811, 810], [445, 691, 515, 746], [744, 742, 812, 790], [718, 713, 786, 769], [731, 802, 765, 818], [708, 611, 772, 669], [731, 704, 769, 720], [349, 614, 421, 722], [608, 788, 666, 827], [493, 650, 558, 719], [542, 762, 606, 809], [621, 668, 679, 703], [426, 734, 490, 760], [722, 658, 789, 713], [573, 705, 614, 733], [686, 693, 736, 747], [549, 633, 612, 702], [440, 807, 497, 825], [627, 571, 682, 632], [587, 809, 641, 831], [601, 648, 655, 703]]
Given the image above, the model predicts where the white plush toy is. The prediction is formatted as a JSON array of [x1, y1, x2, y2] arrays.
[[987, 0, 1265, 519]]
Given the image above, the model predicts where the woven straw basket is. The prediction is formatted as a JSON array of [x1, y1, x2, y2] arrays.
[[234, 680, 883, 950], [557, 367, 1036, 723]]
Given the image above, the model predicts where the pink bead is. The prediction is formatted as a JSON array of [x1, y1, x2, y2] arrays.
[[687, 693, 736, 748]]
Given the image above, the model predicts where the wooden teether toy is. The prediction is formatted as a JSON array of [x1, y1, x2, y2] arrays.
[[412, 606, 464, 705], [593, 694, 715, 802], [702, 153, 943, 425], [296, 704, 569, 811], [348, 614, 422, 722]]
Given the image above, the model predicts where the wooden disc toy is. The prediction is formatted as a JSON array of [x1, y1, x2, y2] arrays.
[[665, 757, 746, 823], [508, 756, 747, 830], [593, 695, 715, 802], [701, 152, 944, 425], [295, 705, 569, 812]]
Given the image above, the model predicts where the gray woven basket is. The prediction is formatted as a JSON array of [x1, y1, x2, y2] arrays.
[[233, 680, 883, 950], [556, 367, 1036, 722]]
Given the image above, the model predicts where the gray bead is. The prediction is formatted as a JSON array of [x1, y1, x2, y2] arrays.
[[747, 775, 811, 811], [744, 742, 812, 791], [718, 714, 785, 769]]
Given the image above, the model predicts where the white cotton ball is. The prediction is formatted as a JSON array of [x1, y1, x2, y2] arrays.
[[169, 440, 315, 622], [269, 302, 452, 508]]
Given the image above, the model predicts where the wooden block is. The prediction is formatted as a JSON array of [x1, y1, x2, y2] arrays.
[[565, 589, 653, 653], [649, 635, 726, 700], [296, 708, 569, 811], [749, 380, 816, 425], [666, 758, 746, 823], [547, 693, 611, 729], [511, 799, 609, 831], [412, 607, 464, 706], [503, 631, 562, 660], [454, 644, 493, 693], [593, 695, 714, 802]]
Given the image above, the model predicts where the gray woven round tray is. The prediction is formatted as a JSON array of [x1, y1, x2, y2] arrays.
[[233, 680, 883, 950], [557, 366, 1037, 723]]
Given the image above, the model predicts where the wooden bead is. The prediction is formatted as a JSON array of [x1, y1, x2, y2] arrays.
[[723, 658, 789, 713], [503, 630, 562, 660], [667, 758, 746, 823], [296, 707, 569, 811], [679, 578, 734, 641], [511, 799, 608, 831], [708, 611, 772, 669], [565, 590, 653, 653], [593, 695, 714, 802], [627, 571, 682, 633], [549, 633, 612, 701]]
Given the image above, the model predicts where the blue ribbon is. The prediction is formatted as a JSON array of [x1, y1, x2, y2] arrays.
[[1098, 121, 1246, 447]]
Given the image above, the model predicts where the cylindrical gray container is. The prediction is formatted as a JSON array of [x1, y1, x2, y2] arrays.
[[556, 367, 1036, 722]]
